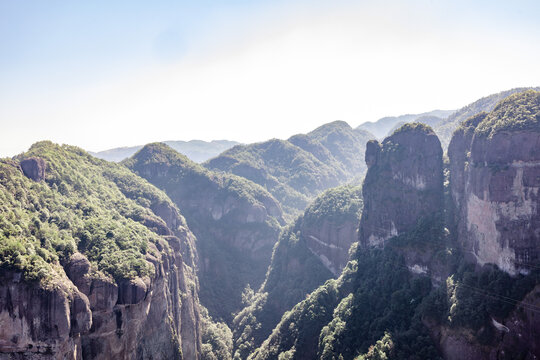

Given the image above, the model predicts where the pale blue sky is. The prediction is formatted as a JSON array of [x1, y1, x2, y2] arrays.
[[1, 0, 540, 156]]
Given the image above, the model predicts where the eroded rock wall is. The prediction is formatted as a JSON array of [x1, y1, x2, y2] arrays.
[[449, 121, 540, 275], [0, 212, 202, 360], [359, 124, 444, 247]]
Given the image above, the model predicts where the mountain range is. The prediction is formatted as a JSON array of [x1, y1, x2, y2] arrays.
[[90, 140, 240, 163], [1, 88, 539, 359]]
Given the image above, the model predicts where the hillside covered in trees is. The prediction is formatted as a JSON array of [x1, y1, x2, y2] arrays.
[[1, 90, 540, 360]]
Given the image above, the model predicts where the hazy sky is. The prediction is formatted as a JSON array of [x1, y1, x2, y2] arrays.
[[1, 0, 540, 156]]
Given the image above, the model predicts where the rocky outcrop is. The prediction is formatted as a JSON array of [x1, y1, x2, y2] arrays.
[[0, 272, 91, 360], [299, 186, 362, 275], [449, 91, 540, 275], [0, 146, 203, 359], [0, 232, 201, 360], [126, 143, 284, 322], [302, 219, 357, 275], [20, 157, 46, 181], [359, 123, 444, 247]]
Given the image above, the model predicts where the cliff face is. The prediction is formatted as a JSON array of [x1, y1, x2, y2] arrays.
[[0, 143, 202, 359], [359, 123, 444, 247], [0, 271, 91, 359], [0, 239, 200, 360], [231, 186, 361, 359], [70, 233, 201, 360], [449, 91, 540, 275], [126, 143, 284, 323], [299, 186, 362, 275]]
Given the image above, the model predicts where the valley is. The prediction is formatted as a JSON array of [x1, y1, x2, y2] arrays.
[[1, 89, 540, 359]]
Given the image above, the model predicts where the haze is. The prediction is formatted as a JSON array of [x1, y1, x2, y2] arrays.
[[1, 0, 540, 156]]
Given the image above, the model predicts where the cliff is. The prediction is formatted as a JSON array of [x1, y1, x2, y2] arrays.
[[125, 143, 284, 323], [449, 90, 540, 275], [0, 142, 202, 359], [232, 185, 361, 359], [359, 123, 444, 247]]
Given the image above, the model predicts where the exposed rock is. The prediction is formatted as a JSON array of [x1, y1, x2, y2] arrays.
[[302, 220, 357, 275], [359, 123, 444, 247], [125, 143, 284, 322], [449, 91, 540, 275], [20, 157, 46, 181], [0, 272, 91, 359]]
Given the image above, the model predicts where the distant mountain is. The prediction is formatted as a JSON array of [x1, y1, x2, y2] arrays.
[[357, 109, 454, 138], [434, 86, 540, 148], [204, 121, 374, 220], [90, 139, 240, 163]]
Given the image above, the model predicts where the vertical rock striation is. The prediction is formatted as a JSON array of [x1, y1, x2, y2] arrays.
[[359, 123, 444, 247], [449, 90, 540, 275], [0, 144, 203, 359]]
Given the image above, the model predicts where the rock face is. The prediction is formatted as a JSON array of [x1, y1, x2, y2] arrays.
[[126, 143, 284, 322], [449, 91, 540, 275], [359, 123, 444, 247], [302, 218, 357, 275], [300, 186, 362, 275], [0, 144, 203, 360], [0, 272, 91, 360], [231, 185, 361, 359], [20, 157, 46, 181], [0, 230, 201, 360]]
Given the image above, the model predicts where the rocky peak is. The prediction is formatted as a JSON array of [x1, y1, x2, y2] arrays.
[[359, 123, 444, 247], [449, 90, 540, 275]]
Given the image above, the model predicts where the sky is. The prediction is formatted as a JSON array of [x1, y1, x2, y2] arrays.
[[1, 0, 540, 156]]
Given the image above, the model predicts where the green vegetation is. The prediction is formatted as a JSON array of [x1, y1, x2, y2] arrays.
[[126, 142, 283, 323], [249, 245, 439, 360], [421, 263, 538, 344], [0, 141, 192, 284], [302, 185, 363, 228], [357, 110, 453, 139], [435, 87, 540, 148], [474, 90, 540, 137], [205, 122, 373, 220], [247, 207, 539, 360], [233, 185, 362, 359], [355, 332, 394, 360], [201, 307, 234, 360], [390, 122, 434, 136]]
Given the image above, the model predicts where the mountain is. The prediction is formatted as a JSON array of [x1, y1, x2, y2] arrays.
[[2, 89, 540, 360], [125, 143, 284, 323], [434, 87, 540, 149], [90, 139, 240, 163], [0, 141, 203, 359], [449, 90, 540, 275], [357, 110, 454, 139], [232, 185, 362, 359], [247, 92, 540, 360], [359, 123, 444, 247], [205, 121, 374, 220]]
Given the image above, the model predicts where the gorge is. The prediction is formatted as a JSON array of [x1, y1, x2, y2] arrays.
[[1, 89, 540, 359]]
